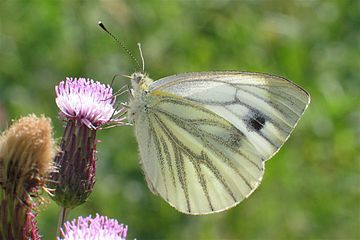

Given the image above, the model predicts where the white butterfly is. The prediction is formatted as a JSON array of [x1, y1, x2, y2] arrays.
[[96, 22, 306, 214], [127, 70, 310, 215]]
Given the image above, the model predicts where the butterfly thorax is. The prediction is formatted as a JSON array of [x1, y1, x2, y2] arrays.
[[128, 72, 154, 124]]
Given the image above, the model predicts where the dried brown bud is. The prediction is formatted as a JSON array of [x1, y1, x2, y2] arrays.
[[0, 114, 56, 239]]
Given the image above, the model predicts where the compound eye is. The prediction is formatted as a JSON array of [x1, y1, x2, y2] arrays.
[[135, 76, 142, 83], [131, 73, 143, 84]]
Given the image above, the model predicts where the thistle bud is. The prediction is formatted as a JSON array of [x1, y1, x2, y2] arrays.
[[0, 114, 56, 239]]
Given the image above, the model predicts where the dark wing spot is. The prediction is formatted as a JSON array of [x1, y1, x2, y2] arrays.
[[245, 112, 266, 132]]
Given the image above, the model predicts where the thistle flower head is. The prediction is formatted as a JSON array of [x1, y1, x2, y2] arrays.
[[55, 77, 126, 129], [50, 77, 126, 209], [59, 214, 128, 240]]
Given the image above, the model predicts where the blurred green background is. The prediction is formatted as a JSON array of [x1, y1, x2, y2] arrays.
[[0, 0, 359, 239]]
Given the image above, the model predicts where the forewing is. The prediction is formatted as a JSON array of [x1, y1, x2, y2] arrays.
[[150, 71, 310, 160]]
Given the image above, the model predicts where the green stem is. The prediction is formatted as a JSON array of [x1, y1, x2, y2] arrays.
[[57, 206, 69, 238]]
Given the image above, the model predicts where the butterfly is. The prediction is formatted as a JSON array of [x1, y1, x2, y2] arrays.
[[127, 70, 310, 215], [97, 22, 310, 215]]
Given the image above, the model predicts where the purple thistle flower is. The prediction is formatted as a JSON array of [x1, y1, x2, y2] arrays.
[[59, 214, 128, 240], [49, 77, 126, 210], [55, 77, 126, 129]]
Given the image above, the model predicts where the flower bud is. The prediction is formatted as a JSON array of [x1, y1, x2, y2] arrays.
[[0, 114, 56, 239]]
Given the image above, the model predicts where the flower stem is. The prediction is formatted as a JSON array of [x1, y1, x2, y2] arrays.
[[57, 206, 69, 237]]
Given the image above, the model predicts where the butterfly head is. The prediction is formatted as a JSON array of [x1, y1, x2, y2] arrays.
[[131, 72, 145, 84], [130, 72, 152, 92]]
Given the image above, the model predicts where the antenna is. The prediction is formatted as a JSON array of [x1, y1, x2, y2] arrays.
[[137, 43, 145, 73], [98, 21, 142, 72]]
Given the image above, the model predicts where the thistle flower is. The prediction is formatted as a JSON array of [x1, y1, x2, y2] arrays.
[[55, 77, 125, 129], [0, 114, 56, 239], [59, 214, 128, 240], [49, 77, 126, 210]]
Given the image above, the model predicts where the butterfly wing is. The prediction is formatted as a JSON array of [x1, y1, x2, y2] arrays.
[[134, 71, 310, 214]]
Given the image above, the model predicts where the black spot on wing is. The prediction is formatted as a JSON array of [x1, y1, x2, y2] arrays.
[[245, 111, 266, 132]]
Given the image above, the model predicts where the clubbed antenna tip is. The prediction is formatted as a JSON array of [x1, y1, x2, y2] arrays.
[[98, 21, 109, 34], [98, 20, 143, 72]]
